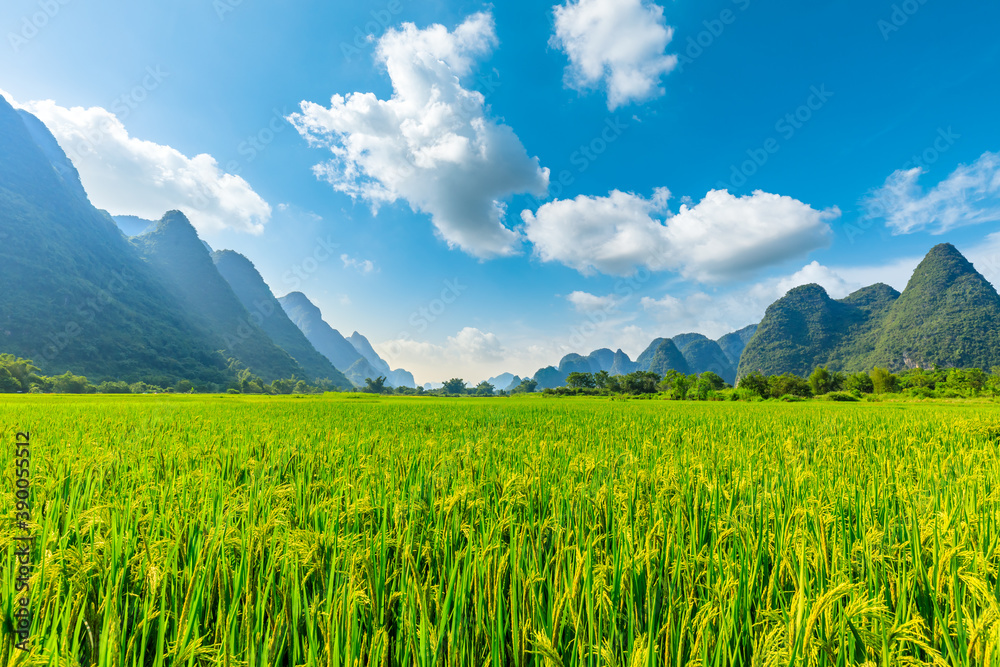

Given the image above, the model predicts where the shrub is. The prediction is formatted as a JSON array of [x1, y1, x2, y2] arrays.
[[822, 391, 860, 402]]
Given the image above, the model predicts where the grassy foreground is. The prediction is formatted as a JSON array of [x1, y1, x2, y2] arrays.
[[1, 395, 999, 665]]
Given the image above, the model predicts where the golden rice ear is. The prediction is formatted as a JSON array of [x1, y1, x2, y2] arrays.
[[6, 393, 998, 664]]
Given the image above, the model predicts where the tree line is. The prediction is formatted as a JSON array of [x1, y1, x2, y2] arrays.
[[0, 354, 340, 395], [5, 350, 1000, 400], [416, 366, 1000, 401]]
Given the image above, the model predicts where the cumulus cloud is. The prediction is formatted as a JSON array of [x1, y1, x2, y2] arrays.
[[566, 291, 622, 312], [638, 255, 922, 339], [9, 95, 271, 234], [773, 261, 857, 299], [341, 254, 377, 274], [289, 12, 549, 258], [551, 0, 677, 109], [866, 151, 1000, 234], [641, 292, 711, 320], [376, 327, 507, 383], [449, 327, 506, 362], [522, 188, 837, 281]]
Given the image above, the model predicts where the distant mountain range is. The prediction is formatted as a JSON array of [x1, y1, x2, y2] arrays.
[[0, 95, 411, 389], [523, 324, 758, 390], [278, 292, 415, 388], [505, 244, 1000, 388], [212, 250, 352, 388], [3, 92, 997, 389], [486, 373, 521, 392]]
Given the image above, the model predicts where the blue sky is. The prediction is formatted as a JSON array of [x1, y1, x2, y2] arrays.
[[2, 0, 999, 384]]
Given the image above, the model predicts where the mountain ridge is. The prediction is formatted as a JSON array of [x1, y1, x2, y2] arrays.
[[131, 211, 306, 382], [0, 98, 230, 385], [738, 244, 1000, 377], [212, 250, 352, 388]]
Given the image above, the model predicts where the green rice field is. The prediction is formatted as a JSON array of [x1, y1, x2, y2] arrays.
[[1, 395, 999, 665]]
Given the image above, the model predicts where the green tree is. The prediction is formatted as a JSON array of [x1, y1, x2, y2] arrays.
[[961, 368, 986, 393], [0, 354, 39, 392], [474, 381, 495, 396], [870, 367, 899, 394], [902, 368, 932, 389], [808, 366, 834, 396], [699, 371, 726, 391], [512, 378, 538, 394], [97, 380, 130, 394], [844, 372, 874, 394], [443, 378, 467, 395], [565, 372, 596, 389], [987, 367, 1000, 396], [269, 378, 296, 395], [689, 376, 714, 400], [672, 374, 694, 400], [364, 376, 388, 394], [622, 371, 661, 395], [0, 367, 21, 393], [174, 379, 196, 394], [738, 371, 769, 398], [593, 370, 611, 389], [768, 374, 811, 398], [53, 372, 91, 394]]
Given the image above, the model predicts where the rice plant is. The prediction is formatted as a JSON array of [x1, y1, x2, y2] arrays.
[[1, 394, 998, 665]]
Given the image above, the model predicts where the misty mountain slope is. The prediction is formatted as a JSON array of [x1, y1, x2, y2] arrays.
[[213, 250, 352, 388], [131, 211, 305, 382], [643, 339, 691, 376], [0, 97, 229, 384], [346, 332, 415, 388], [717, 324, 758, 366], [679, 338, 737, 384], [347, 332, 391, 375], [279, 292, 365, 375]]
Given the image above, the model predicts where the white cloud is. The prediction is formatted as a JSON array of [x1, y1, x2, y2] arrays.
[[773, 261, 857, 299], [825, 256, 920, 295], [450, 327, 506, 362], [341, 254, 376, 274], [965, 233, 1000, 290], [641, 292, 709, 320], [289, 12, 549, 258], [638, 255, 921, 339], [639, 291, 745, 338], [8, 96, 271, 234], [524, 189, 672, 275], [566, 291, 621, 312], [376, 326, 507, 384], [381, 252, 927, 384], [866, 151, 1000, 234], [522, 188, 837, 280], [551, 0, 677, 110]]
